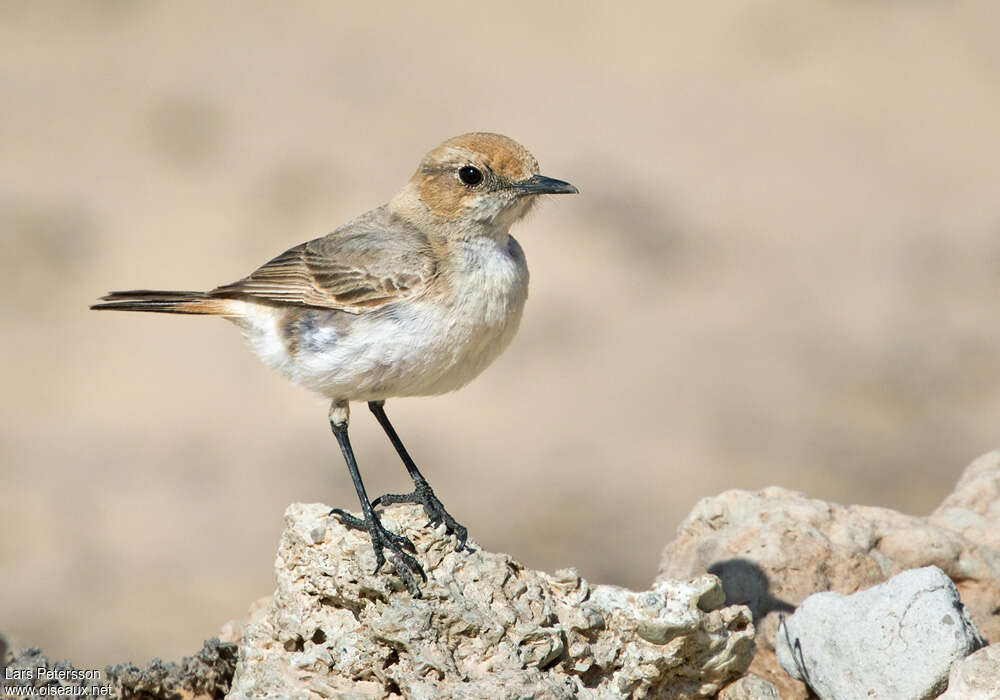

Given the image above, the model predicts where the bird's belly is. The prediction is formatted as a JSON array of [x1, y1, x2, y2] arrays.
[[233, 294, 526, 401], [277, 300, 523, 400]]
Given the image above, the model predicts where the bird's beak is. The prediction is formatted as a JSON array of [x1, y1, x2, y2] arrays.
[[514, 174, 579, 196]]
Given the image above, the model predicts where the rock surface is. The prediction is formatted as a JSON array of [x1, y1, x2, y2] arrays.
[[929, 451, 1000, 552], [774, 566, 984, 700], [717, 674, 782, 699], [937, 643, 1000, 700], [657, 451, 1000, 698], [227, 503, 755, 699], [108, 639, 238, 699]]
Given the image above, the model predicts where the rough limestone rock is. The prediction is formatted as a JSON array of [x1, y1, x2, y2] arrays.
[[227, 503, 755, 699], [717, 674, 782, 699], [657, 451, 1000, 698], [937, 643, 1000, 700], [774, 566, 985, 700]]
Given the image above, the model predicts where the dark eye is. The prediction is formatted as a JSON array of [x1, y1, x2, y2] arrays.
[[458, 166, 483, 186]]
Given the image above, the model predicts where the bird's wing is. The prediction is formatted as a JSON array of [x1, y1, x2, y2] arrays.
[[209, 207, 437, 313]]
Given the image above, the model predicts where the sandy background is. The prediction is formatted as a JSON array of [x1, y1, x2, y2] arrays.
[[2, 1, 1000, 668]]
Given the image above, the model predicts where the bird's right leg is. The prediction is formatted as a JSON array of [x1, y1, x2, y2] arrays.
[[367, 400, 470, 552], [326, 400, 426, 595]]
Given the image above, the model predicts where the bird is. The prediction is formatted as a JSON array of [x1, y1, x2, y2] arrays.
[[91, 132, 578, 594]]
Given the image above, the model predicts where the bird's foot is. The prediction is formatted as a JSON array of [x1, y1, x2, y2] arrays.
[[329, 507, 426, 596], [372, 477, 471, 552]]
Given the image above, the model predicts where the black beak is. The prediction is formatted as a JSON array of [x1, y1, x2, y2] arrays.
[[514, 174, 579, 196]]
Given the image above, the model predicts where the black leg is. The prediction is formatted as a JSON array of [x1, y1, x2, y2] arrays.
[[326, 401, 425, 594], [368, 400, 471, 552]]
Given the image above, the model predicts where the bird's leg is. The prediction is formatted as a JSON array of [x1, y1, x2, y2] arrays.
[[326, 400, 426, 594], [368, 400, 471, 552]]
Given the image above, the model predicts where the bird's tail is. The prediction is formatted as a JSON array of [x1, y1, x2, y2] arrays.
[[91, 290, 235, 315]]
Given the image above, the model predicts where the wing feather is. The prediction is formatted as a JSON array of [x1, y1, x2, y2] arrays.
[[209, 207, 436, 313]]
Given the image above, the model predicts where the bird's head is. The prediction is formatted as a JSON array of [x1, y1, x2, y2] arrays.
[[393, 132, 578, 241]]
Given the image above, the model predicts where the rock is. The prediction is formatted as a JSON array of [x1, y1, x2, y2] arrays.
[[657, 452, 1000, 699], [107, 638, 238, 699], [928, 451, 1000, 649], [930, 451, 1000, 552], [10, 456, 998, 699], [227, 503, 756, 699], [2, 639, 237, 700], [774, 566, 985, 700], [717, 674, 782, 699], [937, 643, 1000, 699]]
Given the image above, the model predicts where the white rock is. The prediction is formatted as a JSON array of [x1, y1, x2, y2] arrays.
[[775, 566, 985, 700]]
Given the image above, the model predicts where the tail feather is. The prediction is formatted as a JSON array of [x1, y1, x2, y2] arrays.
[[91, 290, 234, 315]]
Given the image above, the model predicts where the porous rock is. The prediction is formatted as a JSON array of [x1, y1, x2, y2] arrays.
[[937, 643, 1000, 700], [657, 451, 1000, 698], [774, 566, 985, 700], [227, 503, 755, 699]]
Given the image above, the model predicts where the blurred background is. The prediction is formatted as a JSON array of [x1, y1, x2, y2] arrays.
[[3, 0, 1000, 669]]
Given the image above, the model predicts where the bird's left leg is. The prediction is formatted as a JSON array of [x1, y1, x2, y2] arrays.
[[368, 400, 470, 552], [326, 400, 426, 595]]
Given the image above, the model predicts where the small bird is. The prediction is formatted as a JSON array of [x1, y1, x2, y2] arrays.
[[92, 132, 578, 593]]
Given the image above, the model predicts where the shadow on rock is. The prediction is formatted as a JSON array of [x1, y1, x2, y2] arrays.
[[708, 558, 796, 625]]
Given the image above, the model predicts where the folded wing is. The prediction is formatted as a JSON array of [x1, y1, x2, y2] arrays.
[[209, 207, 437, 313]]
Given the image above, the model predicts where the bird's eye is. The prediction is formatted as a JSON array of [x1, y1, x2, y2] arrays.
[[458, 166, 483, 186]]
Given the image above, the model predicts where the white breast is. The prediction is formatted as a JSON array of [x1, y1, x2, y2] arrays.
[[417, 234, 530, 395]]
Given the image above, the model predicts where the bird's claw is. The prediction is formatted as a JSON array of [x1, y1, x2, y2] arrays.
[[371, 478, 471, 552], [329, 508, 425, 594]]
